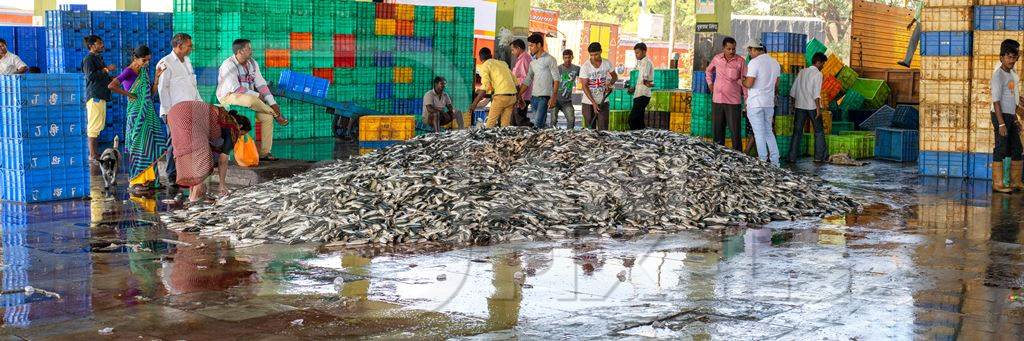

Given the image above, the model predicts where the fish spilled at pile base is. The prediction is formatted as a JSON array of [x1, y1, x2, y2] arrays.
[[162, 128, 859, 245]]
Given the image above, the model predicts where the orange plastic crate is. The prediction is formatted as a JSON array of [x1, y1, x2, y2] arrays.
[[266, 49, 290, 68], [395, 4, 415, 21], [396, 20, 414, 36], [821, 75, 841, 102], [290, 32, 312, 51], [435, 7, 454, 22], [314, 68, 334, 84], [393, 67, 412, 83]]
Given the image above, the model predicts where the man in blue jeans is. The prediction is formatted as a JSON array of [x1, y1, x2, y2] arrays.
[[521, 33, 560, 128], [742, 38, 782, 166]]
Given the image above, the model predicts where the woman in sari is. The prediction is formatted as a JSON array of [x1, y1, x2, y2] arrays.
[[108, 46, 165, 196], [167, 101, 250, 203]]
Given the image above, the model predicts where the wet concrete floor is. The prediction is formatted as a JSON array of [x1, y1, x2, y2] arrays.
[[1, 139, 1023, 340]]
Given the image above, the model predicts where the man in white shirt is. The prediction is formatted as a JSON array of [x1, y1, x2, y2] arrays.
[[0, 39, 28, 74], [520, 33, 560, 129], [579, 42, 618, 130], [629, 42, 654, 130], [788, 52, 828, 163], [742, 38, 782, 166], [217, 38, 288, 161], [155, 33, 202, 203]]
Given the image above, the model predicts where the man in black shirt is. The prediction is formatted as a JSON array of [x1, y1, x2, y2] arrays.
[[82, 35, 117, 161]]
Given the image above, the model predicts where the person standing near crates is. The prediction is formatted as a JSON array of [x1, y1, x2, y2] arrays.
[[553, 49, 580, 129], [705, 37, 746, 151], [0, 39, 28, 74], [990, 40, 1022, 193], [788, 52, 828, 163], [509, 39, 534, 127], [423, 76, 464, 132], [580, 42, 618, 130], [82, 35, 118, 162], [629, 42, 653, 131], [469, 47, 520, 128], [520, 33, 560, 129], [742, 38, 782, 166], [156, 33, 202, 203], [216, 38, 289, 162]]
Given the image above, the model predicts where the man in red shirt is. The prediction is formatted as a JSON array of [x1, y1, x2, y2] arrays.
[[705, 37, 747, 151]]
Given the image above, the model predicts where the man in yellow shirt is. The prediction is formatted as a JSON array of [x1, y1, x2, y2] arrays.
[[468, 47, 520, 128]]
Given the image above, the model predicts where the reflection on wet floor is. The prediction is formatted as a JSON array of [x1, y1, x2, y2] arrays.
[[0, 158, 1023, 339]]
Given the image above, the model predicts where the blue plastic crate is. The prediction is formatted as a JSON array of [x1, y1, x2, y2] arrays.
[[919, 151, 969, 178], [920, 32, 973, 56], [775, 95, 792, 116], [874, 128, 918, 162], [974, 6, 1024, 31], [58, 4, 88, 12], [119, 12, 145, 32], [0, 26, 17, 45], [691, 71, 711, 93], [859, 105, 895, 130], [968, 153, 993, 180], [892, 105, 919, 129], [376, 83, 393, 99], [195, 67, 218, 86], [90, 11, 120, 31], [762, 32, 807, 53], [146, 12, 172, 30], [358, 140, 402, 149]]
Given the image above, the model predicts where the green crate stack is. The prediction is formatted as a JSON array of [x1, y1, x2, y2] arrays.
[[609, 110, 630, 131], [291, 50, 313, 69], [454, 7, 474, 23], [291, 0, 313, 17], [776, 136, 792, 158], [173, 0, 218, 13], [777, 73, 795, 98], [690, 93, 712, 137], [273, 138, 334, 161], [264, 68, 284, 87], [265, 31, 289, 50]]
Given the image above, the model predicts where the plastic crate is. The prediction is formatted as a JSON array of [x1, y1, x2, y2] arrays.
[[920, 56, 971, 81], [830, 121, 855, 135], [652, 69, 679, 89], [920, 126, 968, 152], [920, 31, 973, 56], [836, 66, 858, 90], [608, 110, 630, 131], [608, 89, 633, 111], [920, 80, 970, 106], [761, 32, 807, 53], [644, 111, 671, 130], [669, 112, 691, 134], [859, 105, 895, 130], [776, 95, 793, 116], [669, 91, 692, 112], [893, 105, 919, 129], [769, 52, 804, 74], [850, 78, 890, 109], [691, 71, 710, 93], [827, 133, 875, 159], [974, 6, 1024, 31], [804, 38, 827, 66], [648, 91, 671, 112], [874, 128, 919, 162], [777, 73, 795, 98]]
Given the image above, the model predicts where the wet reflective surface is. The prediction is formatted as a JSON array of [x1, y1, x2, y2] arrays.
[[1, 150, 1023, 339]]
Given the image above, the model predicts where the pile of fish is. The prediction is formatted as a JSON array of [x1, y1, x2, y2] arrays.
[[162, 128, 859, 245]]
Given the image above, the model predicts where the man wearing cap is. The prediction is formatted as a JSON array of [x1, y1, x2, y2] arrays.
[[742, 38, 782, 166]]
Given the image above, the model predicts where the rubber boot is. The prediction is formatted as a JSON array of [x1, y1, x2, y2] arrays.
[[1011, 161, 1024, 191], [993, 162, 1013, 193]]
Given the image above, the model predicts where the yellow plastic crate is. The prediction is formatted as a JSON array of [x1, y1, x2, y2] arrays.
[[969, 130, 994, 153], [974, 31, 1024, 56], [971, 55, 1023, 83], [920, 103, 969, 129], [375, 19, 396, 36], [669, 112, 691, 134], [435, 6, 454, 22], [822, 53, 843, 76], [669, 91, 692, 113], [359, 148, 376, 155], [923, 0, 972, 7], [442, 111, 472, 129], [920, 80, 970, 106], [395, 4, 415, 21], [393, 67, 413, 83], [768, 52, 804, 74], [921, 56, 971, 81], [921, 7, 973, 32], [359, 115, 416, 141], [919, 127, 969, 152]]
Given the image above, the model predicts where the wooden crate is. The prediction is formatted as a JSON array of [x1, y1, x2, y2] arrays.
[[920, 80, 970, 106], [850, 0, 919, 70], [974, 31, 1024, 56], [919, 127, 969, 152], [921, 56, 970, 81], [921, 7, 973, 32], [920, 103, 970, 129]]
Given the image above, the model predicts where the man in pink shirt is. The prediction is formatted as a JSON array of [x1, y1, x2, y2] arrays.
[[510, 39, 533, 126], [705, 37, 747, 151]]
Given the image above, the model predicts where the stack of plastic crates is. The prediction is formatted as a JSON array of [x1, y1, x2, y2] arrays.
[[0, 74, 89, 203]]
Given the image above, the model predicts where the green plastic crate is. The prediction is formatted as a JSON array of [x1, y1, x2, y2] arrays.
[[777, 74, 795, 98], [292, 0, 313, 17], [776, 135, 793, 158], [648, 91, 672, 111], [774, 114, 795, 136], [265, 32, 289, 49], [415, 6, 435, 22], [652, 69, 680, 90], [454, 7, 474, 23], [838, 91, 865, 115], [850, 78, 890, 109], [837, 66, 858, 90], [609, 110, 630, 131], [174, 12, 219, 33], [174, 0, 218, 13], [827, 133, 875, 159], [805, 39, 827, 66], [608, 90, 631, 111]]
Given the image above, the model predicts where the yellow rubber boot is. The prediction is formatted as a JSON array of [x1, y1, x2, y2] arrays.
[[1011, 161, 1024, 191], [993, 162, 1013, 193]]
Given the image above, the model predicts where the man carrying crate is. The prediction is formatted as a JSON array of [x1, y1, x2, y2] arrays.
[[216, 39, 289, 162]]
